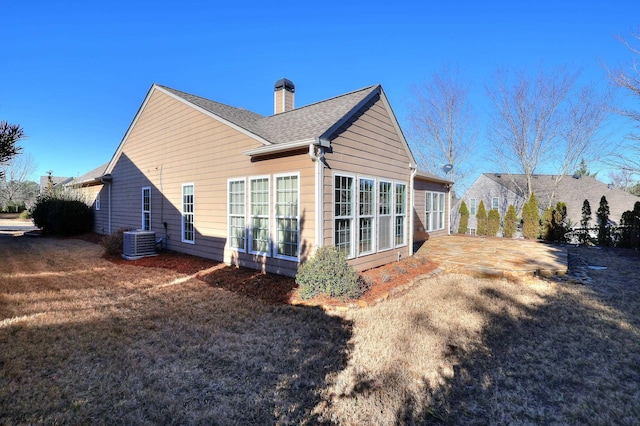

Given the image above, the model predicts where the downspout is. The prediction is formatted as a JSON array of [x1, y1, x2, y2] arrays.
[[309, 142, 325, 255], [409, 164, 418, 256], [100, 174, 113, 234], [447, 183, 452, 236]]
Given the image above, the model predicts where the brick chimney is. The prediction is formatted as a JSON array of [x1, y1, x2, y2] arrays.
[[274, 78, 295, 114]]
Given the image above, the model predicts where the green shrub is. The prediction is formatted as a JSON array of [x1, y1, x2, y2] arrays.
[[579, 199, 593, 245], [487, 209, 501, 236], [30, 195, 93, 236], [596, 196, 611, 247], [542, 202, 569, 242], [503, 205, 518, 238], [296, 246, 361, 300], [458, 201, 469, 234], [522, 193, 540, 239], [476, 200, 488, 236], [19, 210, 31, 219]]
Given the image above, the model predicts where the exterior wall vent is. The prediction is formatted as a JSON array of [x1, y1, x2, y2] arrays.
[[123, 230, 157, 260]]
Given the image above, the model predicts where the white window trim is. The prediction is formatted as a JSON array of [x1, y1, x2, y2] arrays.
[[358, 176, 376, 256], [95, 192, 101, 211], [334, 173, 356, 259], [249, 175, 271, 256], [492, 197, 499, 211], [181, 183, 195, 244], [273, 172, 300, 261], [142, 186, 151, 231], [377, 180, 393, 252], [227, 178, 246, 253], [470, 198, 477, 216], [425, 190, 446, 232], [395, 182, 408, 248]]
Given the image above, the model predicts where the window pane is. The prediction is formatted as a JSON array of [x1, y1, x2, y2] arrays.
[[396, 184, 406, 214], [335, 218, 351, 256], [395, 216, 405, 245], [182, 185, 194, 242], [275, 175, 299, 258], [378, 216, 392, 250]]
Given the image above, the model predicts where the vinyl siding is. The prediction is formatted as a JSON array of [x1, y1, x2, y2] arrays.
[[321, 93, 413, 272], [106, 88, 315, 276]]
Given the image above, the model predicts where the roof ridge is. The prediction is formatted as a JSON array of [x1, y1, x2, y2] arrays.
[[268, 84, 379, 117]]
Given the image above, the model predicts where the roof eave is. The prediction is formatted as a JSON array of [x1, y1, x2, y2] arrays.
[[243, 138, 329, 157]]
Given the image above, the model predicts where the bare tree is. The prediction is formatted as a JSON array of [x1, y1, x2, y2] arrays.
[[487, 66, 610, 202], [0, 153, 38, 211], [606, 28, 640, 176], [407, 66, 476, 185]]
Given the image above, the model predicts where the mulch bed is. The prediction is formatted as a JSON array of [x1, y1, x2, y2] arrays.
[[72, 232, 438, 307]]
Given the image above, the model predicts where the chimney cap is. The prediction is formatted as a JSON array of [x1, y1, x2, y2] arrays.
[[274, 78, 295, 92]]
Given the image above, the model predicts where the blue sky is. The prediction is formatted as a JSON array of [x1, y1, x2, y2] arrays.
[[2, 0, 639, 187]]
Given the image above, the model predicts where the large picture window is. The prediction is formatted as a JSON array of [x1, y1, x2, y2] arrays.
[[359, 178, 375, 255], [426, 191, 445, 231], [182, 184, 194, 243], [334, 175, 354, 257], [142, 187, 151, 231], [275, 174, 299, 259], [395, 183, 407, 246], [250, 177, 270, 255], [378, 181, 392, 251], [228, 179, 245, 251]]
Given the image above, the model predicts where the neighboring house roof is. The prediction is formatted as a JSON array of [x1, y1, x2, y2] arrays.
[[482, 173, 640, 225], [105, 82, 421, 177], [68, 163, 109, 186]]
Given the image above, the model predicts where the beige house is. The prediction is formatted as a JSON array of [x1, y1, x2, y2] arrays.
[[80, 80, 452, 276]]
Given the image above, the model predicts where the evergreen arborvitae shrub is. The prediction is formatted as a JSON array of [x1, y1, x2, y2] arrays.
[[619, 201, 640, 249], [522, 193, 540, 239], [580, 199, 592, 245], [296, 246, 361, 300], [596, 195, 611, 246], [542, 202, 569, 242], [31, 195, 94, 236], [503, 205, 518, 238], [487, 209, 501, 236], [458, 201, 469, 234], [476, 200, 488, 236]]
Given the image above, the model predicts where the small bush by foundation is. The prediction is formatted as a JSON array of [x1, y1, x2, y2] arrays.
[[296, 246, 361, 300]]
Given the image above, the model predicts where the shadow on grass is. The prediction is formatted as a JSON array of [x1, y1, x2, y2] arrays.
[[391, 254, 640, 424], [0, 266, 352, 424]]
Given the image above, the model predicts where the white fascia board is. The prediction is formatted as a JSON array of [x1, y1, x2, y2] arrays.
[[243, 138, 320, 156]]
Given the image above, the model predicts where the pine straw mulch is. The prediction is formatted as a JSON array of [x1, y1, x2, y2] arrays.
[[74, 232, 439, 308]]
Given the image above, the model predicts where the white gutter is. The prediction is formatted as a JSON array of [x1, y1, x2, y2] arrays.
[[309, 141, 326, 254], [244, 137, 330, 157]]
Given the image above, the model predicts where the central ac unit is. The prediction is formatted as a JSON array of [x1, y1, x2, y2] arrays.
[[123, 230, 157, 260]]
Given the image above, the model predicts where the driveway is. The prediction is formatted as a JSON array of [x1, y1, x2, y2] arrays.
[[416, 235, 568, 279], [0, 218, 38, 235]]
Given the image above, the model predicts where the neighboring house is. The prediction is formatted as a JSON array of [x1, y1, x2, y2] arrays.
[[453, 173, 640, 234], [73, 80, 451, 276]]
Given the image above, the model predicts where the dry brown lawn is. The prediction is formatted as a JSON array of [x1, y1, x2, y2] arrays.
[[1, 235, 639, 425]]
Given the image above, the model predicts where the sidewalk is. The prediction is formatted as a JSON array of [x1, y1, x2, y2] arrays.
[[0, 218, 38, 235], [416, 235, 568, 279]]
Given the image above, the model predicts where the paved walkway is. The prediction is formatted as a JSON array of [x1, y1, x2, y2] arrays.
[[416, 235, 568, 279]]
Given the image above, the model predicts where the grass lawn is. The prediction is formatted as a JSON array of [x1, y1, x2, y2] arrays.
[[1, 235, 639, 424]]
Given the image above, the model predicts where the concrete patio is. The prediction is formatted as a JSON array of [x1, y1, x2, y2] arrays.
[[416, 235, 568, 279]]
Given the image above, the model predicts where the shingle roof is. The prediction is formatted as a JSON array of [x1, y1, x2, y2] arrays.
[[159, 84, 379, 145], [483, 173, 640, 225]]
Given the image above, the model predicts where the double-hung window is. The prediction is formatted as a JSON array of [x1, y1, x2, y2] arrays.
[[250, 177, 270, 255], [95, 193, 101, 211], [334, 175, 354, 257], [275, 174, 299, 259], [426, 191, 445, 231], [228, 179, 246, 251], [378, 181, 392, 251], [182, 184, 194, 243], [358, 178, 375, 255], [470, 198, 477, 216], [395, 183, 407, 246], [142, 187, 151, 231], [492, 197, 499, 211]]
